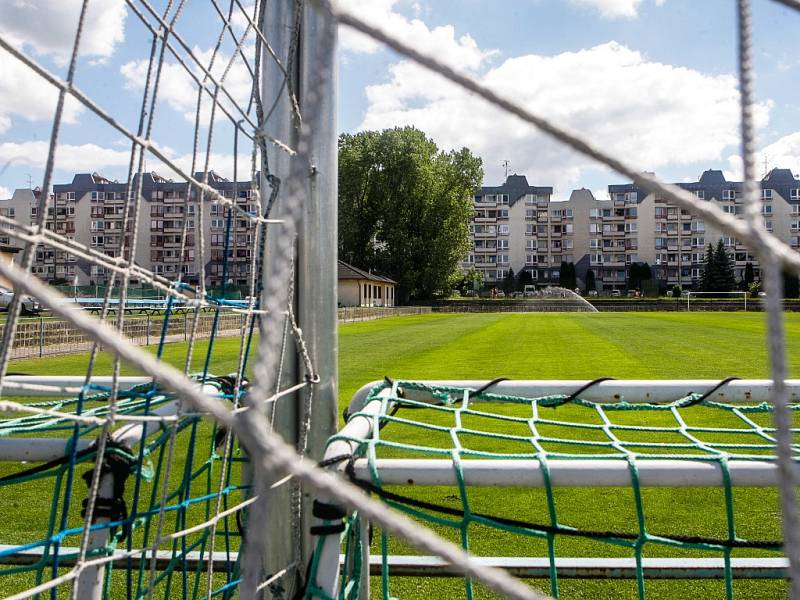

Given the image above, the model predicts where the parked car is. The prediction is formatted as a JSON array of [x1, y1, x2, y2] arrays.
[[0, 287, 41, 315], [610, 290, 622, 297], [523, 284, 536, 298], [587, 290, 599, 297], [495, 290, 505, 298]]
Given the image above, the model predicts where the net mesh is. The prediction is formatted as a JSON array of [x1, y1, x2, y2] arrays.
[[2, 1, 800, 600], [318, 380, 795, 599], [0, 0, 332, 598]]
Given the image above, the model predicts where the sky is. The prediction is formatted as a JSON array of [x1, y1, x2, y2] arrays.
[[1, 0, 799, 201]]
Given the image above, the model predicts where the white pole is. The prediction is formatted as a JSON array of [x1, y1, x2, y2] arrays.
[[350, 458, 800, 488]]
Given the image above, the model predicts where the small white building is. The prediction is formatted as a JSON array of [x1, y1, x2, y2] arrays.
[[338, 260, 396, 307]]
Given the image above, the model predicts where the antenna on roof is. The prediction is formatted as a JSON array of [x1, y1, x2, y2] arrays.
[[762, 155, 769, 179], [26, 174, 32, 190], [501, 159, 510, 179]]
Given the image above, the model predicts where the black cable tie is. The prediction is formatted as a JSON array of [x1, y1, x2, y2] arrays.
[[310, 523, 346, 536], [469, 377, 509, 399], [312, 500, 346, 521], [318, 453, 352, 469], [549, 377, 616, 407], [681, 376, 741, 407]]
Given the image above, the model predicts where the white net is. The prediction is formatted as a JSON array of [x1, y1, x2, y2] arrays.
[[1, 1, 799, 600]]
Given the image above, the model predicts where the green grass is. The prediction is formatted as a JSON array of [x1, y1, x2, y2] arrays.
[[3, 312, 800, 599]]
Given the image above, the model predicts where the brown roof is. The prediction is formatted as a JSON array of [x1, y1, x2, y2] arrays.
[[337, 260, 396, 284]]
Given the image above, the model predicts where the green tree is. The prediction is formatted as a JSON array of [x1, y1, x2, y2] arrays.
[[701, 243, 716, 292], [586, 270, 596, 292], [458, 266, 483, 294], [518, 269, 534, 289], [338, 127, 483, 302], [559, 262, 576, 289], [744, 262, 755, 288], [713, 239, 736, 292], [783, 270, 800, 298], [502, 268, 516, 294]]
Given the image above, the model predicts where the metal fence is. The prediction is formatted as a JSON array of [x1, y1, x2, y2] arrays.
[[337, 306, 432, 323], [5, 307, 433, 360], [7, 312, 246, 360]]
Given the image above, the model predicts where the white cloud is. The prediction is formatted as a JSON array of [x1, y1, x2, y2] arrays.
[[0, 55, 83, 135], [0, 185, 11, 200], [0, 140, 256, 185], [0, 0, 126, 65], [726, 132, 800, 181], [360, 41, 771, 193], [0, 141, 130, 172], [333, 0, 495, 70], [121, 47, 254, 124], [0, 0, 125, 135], [568, 0, 665, 19]]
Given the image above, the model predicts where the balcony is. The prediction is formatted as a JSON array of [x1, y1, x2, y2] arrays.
[[474, 231, 497, 238], [474, 199, 496, 208], [474, 216, 497, 223]]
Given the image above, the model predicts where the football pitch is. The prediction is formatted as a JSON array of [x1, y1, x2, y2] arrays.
[[2, 311, 799, 599]]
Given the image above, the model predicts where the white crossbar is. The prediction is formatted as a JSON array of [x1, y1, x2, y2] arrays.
[[0, 546, 785, 579], [349, 379, 800, 411], [350, 458, 800, 488]]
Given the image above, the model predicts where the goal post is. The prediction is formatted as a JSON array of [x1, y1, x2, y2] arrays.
[[686, 291, 748, 312], [311, 379, 800, 598]]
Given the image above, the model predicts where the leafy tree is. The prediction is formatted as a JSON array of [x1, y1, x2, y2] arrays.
[[586, 270, 596, 292], [749, 281, 762, 297], [628, 262, 653, 290], [458, 266, 483, 294], [558, 262, 576, 289], [338, 127, 483, 302], [518, 269, 534, 289], [502, 268, 516, 294], [671, 284, 682, 298], [744, 262, 755, 287], [714, 239, 737, 292], [783, 270, 800, 298], [700, 243, 716, 292]]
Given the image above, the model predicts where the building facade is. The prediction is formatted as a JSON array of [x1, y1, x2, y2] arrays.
[[337, 260, 396, 307], [465, 169, 800, 292], [0, 172, 259, 288]]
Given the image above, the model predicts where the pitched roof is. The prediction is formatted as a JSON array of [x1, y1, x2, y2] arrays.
[[337, 260, 396, 284]]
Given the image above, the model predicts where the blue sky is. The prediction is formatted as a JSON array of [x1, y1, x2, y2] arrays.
[[1, 0, 799, 200]]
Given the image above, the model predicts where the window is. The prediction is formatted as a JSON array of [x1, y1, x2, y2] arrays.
[[722, 189, 737, 200], [498, 255, 509, 264], [564, 223, 573, 234], [764, 219, 773, 232], [625, 222, 637, 233], [211, 204, 222, 216], [694, 190, 705, 199], [91, 235, 104, 247], [589, 223, 599, 234], [590, 239, 601, 249], [498, 209, 509, 218], [525, 209, 535, 220], [526, 239, 535, 250], [761, 189, 772, 200], [498, 239, 509, 250], [589, 208, 600, 218], [563, 239, 573, 249], [90, 221, 104, 231], [499, 224, 509, 235], [791, 188, 800, 200], [526, 254, 536, 265], [763, 204, 773, 215], [525, 224, 534, 236], [150, 220, 163, 231], [497, 194, 508, 205], [211, 218, 225, 229]]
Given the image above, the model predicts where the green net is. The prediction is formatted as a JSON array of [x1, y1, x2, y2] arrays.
[[313, 379, 797, 600], [0, 374, 249, 599]]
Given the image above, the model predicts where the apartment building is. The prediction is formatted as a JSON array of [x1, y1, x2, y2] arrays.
[[465, 168, 800, 292], [0, 171, 258, 288]]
